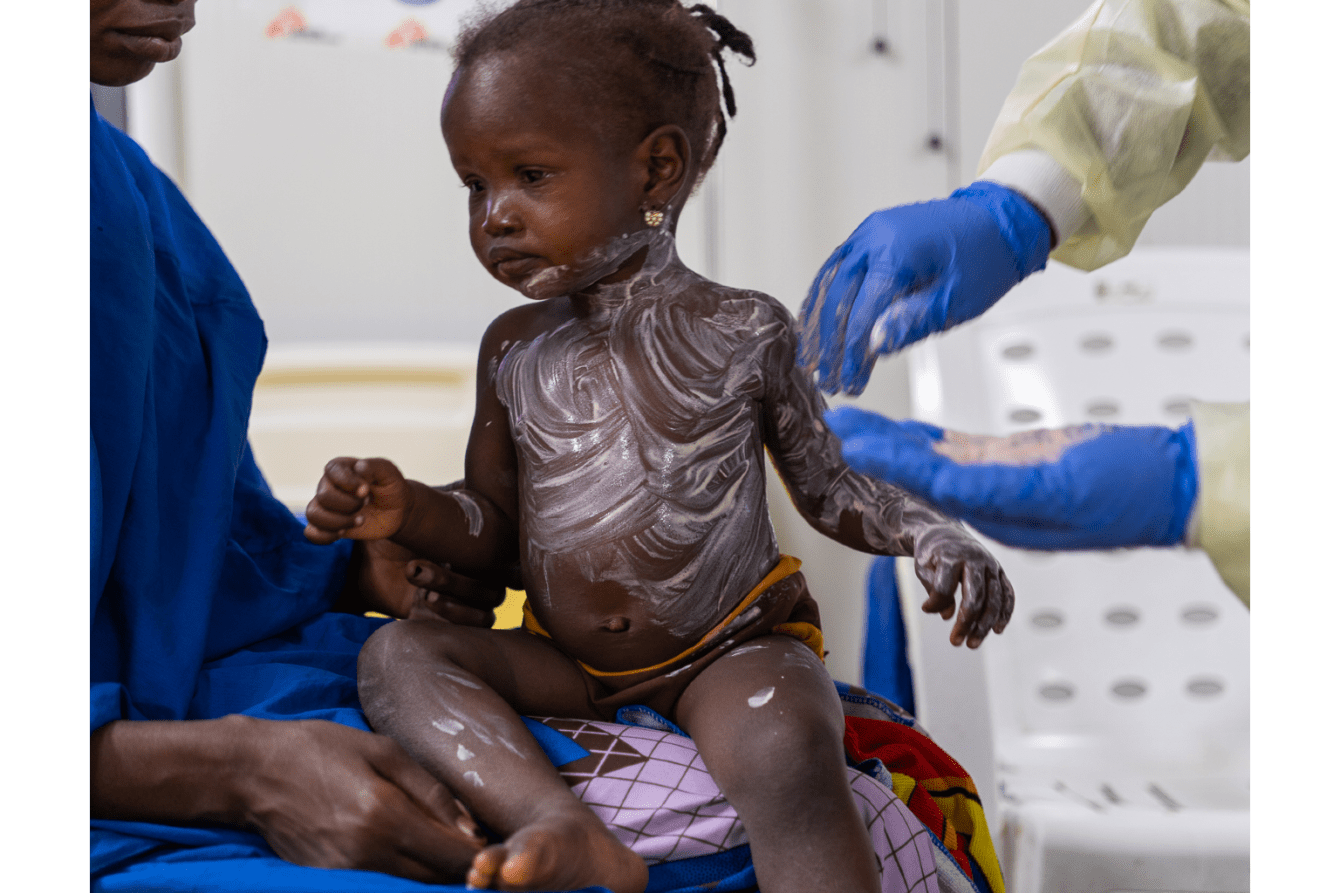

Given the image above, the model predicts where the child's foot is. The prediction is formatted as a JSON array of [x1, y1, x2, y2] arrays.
[[465, 806, 647, 892]]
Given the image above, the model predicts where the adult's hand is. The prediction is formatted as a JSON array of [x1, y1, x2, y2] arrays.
[[828, 406, 1198, 550], [235, 719, 483, 878], [340, 537, 504, 627], [798, 182, 1052, 395], [91, 715, 484, 883]]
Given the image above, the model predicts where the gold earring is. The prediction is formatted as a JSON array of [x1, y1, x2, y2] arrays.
[[644, 207, 666, 228]]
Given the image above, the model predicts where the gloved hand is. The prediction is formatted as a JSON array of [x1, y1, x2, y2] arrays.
[[828, 406, 1199, 550], [798, 182, 1052, 395]]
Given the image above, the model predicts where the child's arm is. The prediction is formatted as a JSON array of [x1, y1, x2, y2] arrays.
[[754, 298, 1014, 647], [303, 319, 523, 581]]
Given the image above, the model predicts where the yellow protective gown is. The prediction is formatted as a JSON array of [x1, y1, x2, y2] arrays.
[[1185, 401, 1249, 605], [977, 1, 1250, 604], [977, 0, 1249, 271]]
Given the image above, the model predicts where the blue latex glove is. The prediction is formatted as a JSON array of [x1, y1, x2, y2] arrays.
[[827, 407, 1199, 550], [798, 182, 1052, 395]]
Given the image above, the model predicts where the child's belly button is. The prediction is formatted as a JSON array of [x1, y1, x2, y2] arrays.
[[547, 615, 701, 672]]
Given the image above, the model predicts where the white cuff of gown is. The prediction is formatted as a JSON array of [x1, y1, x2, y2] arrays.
[[978, 150, 1091, 247]]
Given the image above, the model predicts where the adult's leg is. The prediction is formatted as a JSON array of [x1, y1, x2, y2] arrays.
[[358, 620, 647, 893], [675, 636, 881, 893]]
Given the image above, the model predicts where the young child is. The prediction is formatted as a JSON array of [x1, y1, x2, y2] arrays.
[[305, 2, 1014, 891]]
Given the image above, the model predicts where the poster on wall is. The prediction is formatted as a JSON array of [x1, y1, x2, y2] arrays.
[[247, 0, 478, 52]]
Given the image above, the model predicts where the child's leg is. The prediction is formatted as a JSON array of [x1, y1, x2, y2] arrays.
[[675, 636, 881, 893], [358, 620, 647, 893]]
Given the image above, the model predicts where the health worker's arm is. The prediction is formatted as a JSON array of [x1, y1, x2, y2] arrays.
[[798, 0, 1248, 394], [756, 300, 1013, 647], [829, 402, 1249, 606], [979, 0, 1250, 270]]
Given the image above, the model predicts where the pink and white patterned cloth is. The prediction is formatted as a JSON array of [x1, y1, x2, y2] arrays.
[[540, 717, 939, 893]]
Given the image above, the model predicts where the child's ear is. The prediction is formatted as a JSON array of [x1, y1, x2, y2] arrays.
[[638, 125, 692, 208]]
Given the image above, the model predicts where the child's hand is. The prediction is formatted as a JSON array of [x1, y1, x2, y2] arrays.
[[912, 525, 1015, 649], [304, 458, 413, 545]]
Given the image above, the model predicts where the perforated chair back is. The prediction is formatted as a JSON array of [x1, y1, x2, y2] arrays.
[[899, 248, 1249, 893]]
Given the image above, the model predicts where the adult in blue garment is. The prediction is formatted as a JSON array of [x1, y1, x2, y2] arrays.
[[796, 0, 1249, 606], [89, 1, 502, 886]]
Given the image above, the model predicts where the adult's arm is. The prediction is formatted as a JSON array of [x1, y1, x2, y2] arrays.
[[91, 715, 484, 882], [979, 0, 1250, 269], [829, 401, 1249, 605], [799, 0, 1249, 393]]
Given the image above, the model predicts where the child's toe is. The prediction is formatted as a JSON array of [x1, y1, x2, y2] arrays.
[[467, 845, 507, 889]]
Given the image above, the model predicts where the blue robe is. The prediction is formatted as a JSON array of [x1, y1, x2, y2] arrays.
[[88, 103, 770, 893], [89, 96, 414, 889]]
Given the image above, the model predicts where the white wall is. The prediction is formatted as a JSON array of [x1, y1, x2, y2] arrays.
[[139, 1, 519, 346], [129, 0, 1250, 341], [126, 0, 1248, 688]]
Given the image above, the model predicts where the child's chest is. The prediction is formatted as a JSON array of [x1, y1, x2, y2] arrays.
[[498, 307, 768, 445]]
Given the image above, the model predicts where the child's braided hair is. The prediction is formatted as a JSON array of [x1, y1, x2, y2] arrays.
[[452, 0, 755, 187]]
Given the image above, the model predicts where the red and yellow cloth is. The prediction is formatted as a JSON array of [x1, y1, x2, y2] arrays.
[[844, 715, 1005, 893]]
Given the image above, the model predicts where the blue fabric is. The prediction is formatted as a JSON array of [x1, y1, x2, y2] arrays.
[[90, 98, 356, 736], [861, 557, 916, 715], [831, 680, 915, 728], [95, 835, 758, 893], [88, 611, 618, 893], [645, 845, 756, 893], [521, 716, 592, 768], [615, 704, 689, 737]]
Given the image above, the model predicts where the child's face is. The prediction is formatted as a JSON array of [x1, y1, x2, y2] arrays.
[[443, 53, 648, 297]]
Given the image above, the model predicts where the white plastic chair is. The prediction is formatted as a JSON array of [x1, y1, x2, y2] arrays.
[[896, 248, 1249, 893]]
